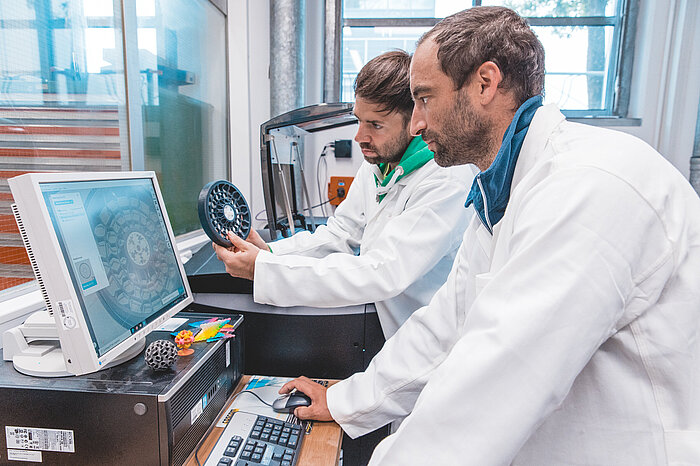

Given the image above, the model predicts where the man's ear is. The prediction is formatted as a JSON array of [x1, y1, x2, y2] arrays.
[[475, 61, 503, 105]]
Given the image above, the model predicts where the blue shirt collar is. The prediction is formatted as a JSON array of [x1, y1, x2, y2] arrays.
[[465, 95, 543, 233]]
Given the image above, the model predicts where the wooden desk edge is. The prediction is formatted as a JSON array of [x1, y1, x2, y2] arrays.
[[184, 375, 343, 466]]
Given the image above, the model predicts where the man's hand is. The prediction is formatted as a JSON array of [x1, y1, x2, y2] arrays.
[[279, 376, 333, 421], [245, 229, 269, 250], [212, 231, 260, 281]]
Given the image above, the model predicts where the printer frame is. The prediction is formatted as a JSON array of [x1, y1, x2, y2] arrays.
[[260, 102, 356, 240]]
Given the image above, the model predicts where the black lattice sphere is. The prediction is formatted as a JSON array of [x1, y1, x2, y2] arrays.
[[144, 339, 178, 371]]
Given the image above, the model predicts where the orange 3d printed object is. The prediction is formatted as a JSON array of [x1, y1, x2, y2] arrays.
[[174, 330, 195, 356]]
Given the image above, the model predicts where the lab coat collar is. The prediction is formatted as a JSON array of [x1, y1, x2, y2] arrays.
[[510, 104, 567, 192], [465, 95, 543, 234]]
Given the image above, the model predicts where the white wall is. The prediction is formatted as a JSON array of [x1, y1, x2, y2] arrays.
[[298, 123, 363, 219], [228, 0, 270, 223]]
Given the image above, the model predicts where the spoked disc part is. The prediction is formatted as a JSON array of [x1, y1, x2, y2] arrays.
[[197, 180, 251, 247]]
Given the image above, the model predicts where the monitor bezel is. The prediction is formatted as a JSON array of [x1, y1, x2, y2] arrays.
[[9, 171, 194, 375]]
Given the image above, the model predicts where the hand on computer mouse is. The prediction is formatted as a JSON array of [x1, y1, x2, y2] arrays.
[[279, 376, 333, 421], [272, 390, 311, 413]]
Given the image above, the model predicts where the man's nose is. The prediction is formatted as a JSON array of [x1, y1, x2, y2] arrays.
[[354, 125, 370, 143], [410, 107, 426, 137]]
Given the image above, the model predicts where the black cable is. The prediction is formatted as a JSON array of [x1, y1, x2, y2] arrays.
[[276, 198, 337, 231], [193, 389, 276, 465], [275, 199, 337, 229], [251, 199, 335, 241], [308, 196, 337, 210], [250, 143, 335, 238], [236, 390, 274, 407]]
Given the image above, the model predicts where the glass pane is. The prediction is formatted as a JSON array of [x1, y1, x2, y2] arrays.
[[136, 0, 227, 237], [0, 0, 228, 295], [341, 23, 616, 113], [342, 26, 430, 101], [344, 0, 435, 18], [481, 0, 618, 17], [0, 0, 128, 292], [535, 25, 615, 111], [344, 0, 469, 19]]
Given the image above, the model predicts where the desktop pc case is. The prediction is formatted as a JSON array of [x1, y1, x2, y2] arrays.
[[0, 312, 243, 466]]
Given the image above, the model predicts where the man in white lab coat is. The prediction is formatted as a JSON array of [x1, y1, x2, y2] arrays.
[[214, 51, 473, 339], [280, 7, 700, 465]]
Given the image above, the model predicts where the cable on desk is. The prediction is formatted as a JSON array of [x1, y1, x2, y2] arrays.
[[193, 390, 277, 465], [236, 389, 274, 407]]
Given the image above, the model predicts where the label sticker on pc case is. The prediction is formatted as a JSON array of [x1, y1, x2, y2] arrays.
[[7, 449, 42, 462], [56, 300, 79, 330], [190, 399, 204, 425], [5, 426, 75, 453]]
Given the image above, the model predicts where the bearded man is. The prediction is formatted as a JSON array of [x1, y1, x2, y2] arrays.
[[280, 7, 700, 465]]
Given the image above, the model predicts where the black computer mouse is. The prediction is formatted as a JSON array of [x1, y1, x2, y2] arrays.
[[272, 391, 312, 413]]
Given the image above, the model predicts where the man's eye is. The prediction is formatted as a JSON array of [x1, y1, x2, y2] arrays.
[[420, 97, 428, 104], [372, 123, 382, 130]]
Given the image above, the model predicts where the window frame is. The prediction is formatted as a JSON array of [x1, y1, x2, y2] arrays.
[[326, 0, 640, 124]]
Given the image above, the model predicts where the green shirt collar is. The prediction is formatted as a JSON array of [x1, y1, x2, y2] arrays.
[[376, 136, 433, 188]]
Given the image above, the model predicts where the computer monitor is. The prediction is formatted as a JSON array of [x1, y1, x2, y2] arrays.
[[5, 171, 193, 377]]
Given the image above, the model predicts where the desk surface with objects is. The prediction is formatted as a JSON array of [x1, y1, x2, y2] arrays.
[[185, 375, 343, 466]]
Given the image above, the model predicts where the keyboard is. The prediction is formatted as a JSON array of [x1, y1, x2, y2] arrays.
[[203, 412, 304, 466]]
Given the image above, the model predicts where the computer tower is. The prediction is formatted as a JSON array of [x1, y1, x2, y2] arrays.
[[0, 312, 243, 465]]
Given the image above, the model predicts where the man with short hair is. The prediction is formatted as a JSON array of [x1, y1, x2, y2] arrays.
[[281, 7, 700, 465], [215, 50, 473, 338]]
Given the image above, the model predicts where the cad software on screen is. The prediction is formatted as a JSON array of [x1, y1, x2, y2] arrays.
[[40, 177, 187, 357]]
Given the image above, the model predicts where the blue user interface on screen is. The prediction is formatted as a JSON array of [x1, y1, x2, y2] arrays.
[[40, 178, 187, 357]]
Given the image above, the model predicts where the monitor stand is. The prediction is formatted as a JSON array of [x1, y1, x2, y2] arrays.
[[2, 310, 145, 377]]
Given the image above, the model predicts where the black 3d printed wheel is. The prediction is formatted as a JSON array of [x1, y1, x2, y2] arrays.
[[198, 180, 251, 247]]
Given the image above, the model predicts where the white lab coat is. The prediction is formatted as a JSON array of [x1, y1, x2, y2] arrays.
[[253, 159, 474, 337], [327, 105, 700, 465]]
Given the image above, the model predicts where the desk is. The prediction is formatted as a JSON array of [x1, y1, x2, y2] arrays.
[[185, 375, 343, 466]]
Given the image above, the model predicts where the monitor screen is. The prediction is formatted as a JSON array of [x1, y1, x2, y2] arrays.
[[39, 177, 188, 358]]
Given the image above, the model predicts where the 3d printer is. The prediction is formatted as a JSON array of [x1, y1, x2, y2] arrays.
[[259, 102, 357, 240]]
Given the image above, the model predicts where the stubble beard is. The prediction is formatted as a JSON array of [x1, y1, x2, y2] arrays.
[[424, 92, 496, 169], [360, 129, 413, 166]]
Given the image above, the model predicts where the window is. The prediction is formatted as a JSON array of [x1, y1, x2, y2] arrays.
[[338, 0, 635, 118], [0, 0, 229, 294]]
